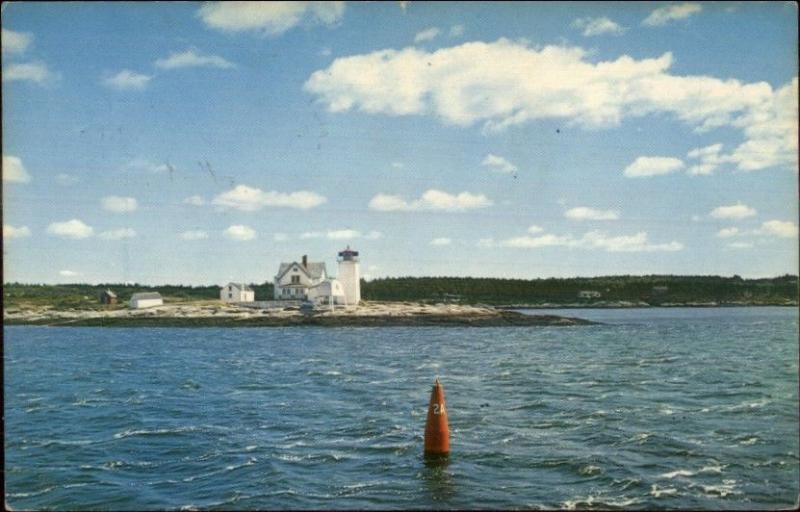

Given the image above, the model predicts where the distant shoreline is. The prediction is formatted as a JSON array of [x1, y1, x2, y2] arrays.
[[3, 302, 596, 328]]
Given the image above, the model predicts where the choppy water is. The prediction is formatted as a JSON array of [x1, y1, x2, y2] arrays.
[[4, 307, 799, 510]]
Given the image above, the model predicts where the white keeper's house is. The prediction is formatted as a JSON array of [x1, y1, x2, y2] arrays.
[[273, 248, 361, 306], [221, 282, 255, 303]]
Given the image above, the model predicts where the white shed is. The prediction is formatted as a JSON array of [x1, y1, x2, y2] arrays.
[[130, 292, 163, 309], [221, 283, 255, 303], [307, 279, 346, 306]]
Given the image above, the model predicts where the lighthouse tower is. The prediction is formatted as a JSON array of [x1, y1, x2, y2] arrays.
[[337, 246, 361, 306]]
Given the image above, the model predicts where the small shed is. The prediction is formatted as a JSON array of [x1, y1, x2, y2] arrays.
[[307, 279, 346, 306], [578, 290, 601, 299], [99, 289, 118, 305], [221, 283, 255, 303], [130, 292, 163, 309]]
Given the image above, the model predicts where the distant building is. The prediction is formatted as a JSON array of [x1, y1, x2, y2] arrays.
[[652, 286, 669, 296], [99, 289, 118, 305], [221, 282, 255, 303], [578, 290, 601, 299], [130, 292, 163, 309], [274, 255, 328, 300], [307, 279, 346, 306]]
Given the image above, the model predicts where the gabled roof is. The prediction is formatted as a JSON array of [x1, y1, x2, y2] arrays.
[[103, 289, 117, 298], [224, 282, 253, 292], [131, 292, 162, 300], [276, 261, 327, 281]]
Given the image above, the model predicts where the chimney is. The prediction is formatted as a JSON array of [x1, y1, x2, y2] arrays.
[[302, 255, 308, 268]]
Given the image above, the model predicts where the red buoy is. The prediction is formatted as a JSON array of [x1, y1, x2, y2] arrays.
[[424, 377, 450, 457]]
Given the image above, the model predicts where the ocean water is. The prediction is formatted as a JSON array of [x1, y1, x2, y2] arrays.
[[4, 307, 799, 510]]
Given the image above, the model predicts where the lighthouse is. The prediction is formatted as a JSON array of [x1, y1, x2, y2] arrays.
[[337, 246, 361, 306]]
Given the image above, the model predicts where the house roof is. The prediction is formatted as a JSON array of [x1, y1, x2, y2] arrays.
[[276, 261, 327, 281], [224, 282, 253, 292], [103, 290, 117, 298], [131, 292, 162, 300]]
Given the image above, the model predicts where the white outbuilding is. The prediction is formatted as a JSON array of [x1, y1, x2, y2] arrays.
[[130, 292, 163, 309], [307, 279, 346, 306], [221, 282, 255, 303]]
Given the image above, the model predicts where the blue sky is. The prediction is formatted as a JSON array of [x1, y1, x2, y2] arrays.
[[2, 1, 797, 285]]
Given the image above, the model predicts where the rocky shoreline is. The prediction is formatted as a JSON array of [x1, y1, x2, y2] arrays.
[[3, 301, 596, 328]]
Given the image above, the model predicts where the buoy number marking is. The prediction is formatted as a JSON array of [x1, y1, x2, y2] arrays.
[[433, 403, 446, 415]]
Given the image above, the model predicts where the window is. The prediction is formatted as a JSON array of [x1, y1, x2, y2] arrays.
[[228, 293, 232, 299], [291, 275, 300, 284]]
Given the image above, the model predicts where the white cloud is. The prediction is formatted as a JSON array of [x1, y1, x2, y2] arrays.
[[2, 28, 33, 54], [565, 207, 619, 221], [391, 161, 405, 169], [624, 156, 684, 177], [710, 203, 756, 219], [183, 195, 206, 206], [482, 153, 518, 174], [103, 69, 152, 91], [687, 143, 725, 175], [527, 225, 544, 234], [364, 230, 383, 240], [212, 184, 327, 211], [716, 227, 740, 238], [59, 270, 80, 277], [305, 40, 797, 172], [414, 27, 440, 43], [643, 3, 702, 26], [368, 189, 492, 212], [273, 232, 289, 242], [757, 220, 798, 239], [125, 158, 171, 173], [180, 230, 209, 241], [224, 224, 256, 241], [3, 224, 31, 239], [327, 229, 361, 240], [300, 231, 323, 239], [727, 241, 753, 249], [572, 16, 626, 37], [155, 49, 236, 70], [47, 219, 94, 239], [56, 173, 79, 185], [2, 61, 55, 83], [430, 237, 452, 246], [198, 1, 345, 36], [3, 155, 31, 183], [477, 238, 495, 248], [449, 25, 465, 37], [500, 230, 683, 253], [102, 196, 138, 213], [301, 229, 383, 240], [99, 228, 137, 240]]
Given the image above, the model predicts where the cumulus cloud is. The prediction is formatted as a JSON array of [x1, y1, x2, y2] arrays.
[[102, 196, 138, 213], [273, 233, 289, 242], [716, 227, 740, 238], [124, 158, 171, 173], [624, 156, 684, 177], [59, 270, 80, 277], [572, 16, 625, 37], [449, 25, 465, 37], [501, 230, 683, 252], [414, 27, 440, 43], [300, 229, 382, 240], [2, 28, 33, 54], [305, 39, 797, 172], [3, 155, 31, 183], [3, 224, 31, 239], [180, 230, 209, 240], [197, 1, 344, 36], [757, 220, 798, 238], [183, 195, 206, 206], [99, 228, 137, 240], [368, 189, 492, 212], [710, 203, 756, 219], [212, 184, 326, 211], [482, 154, 518, 174], [224, 224, 256, 241], [564, 207, 619, 221], [430, 237, 452, 246], [727, 241, 753, 249], [155, 49, 235, 70], [643, 3, 702, 26], [391, 161, 405, 169], [687, 143, 725, 175], [2, 61, 55, 83], [47, 219, 94, 239], [102, 69, 152, 90], [528, 225, 544, 234]]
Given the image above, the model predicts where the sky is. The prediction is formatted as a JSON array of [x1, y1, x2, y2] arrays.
[[2, 1, 798, 285]]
